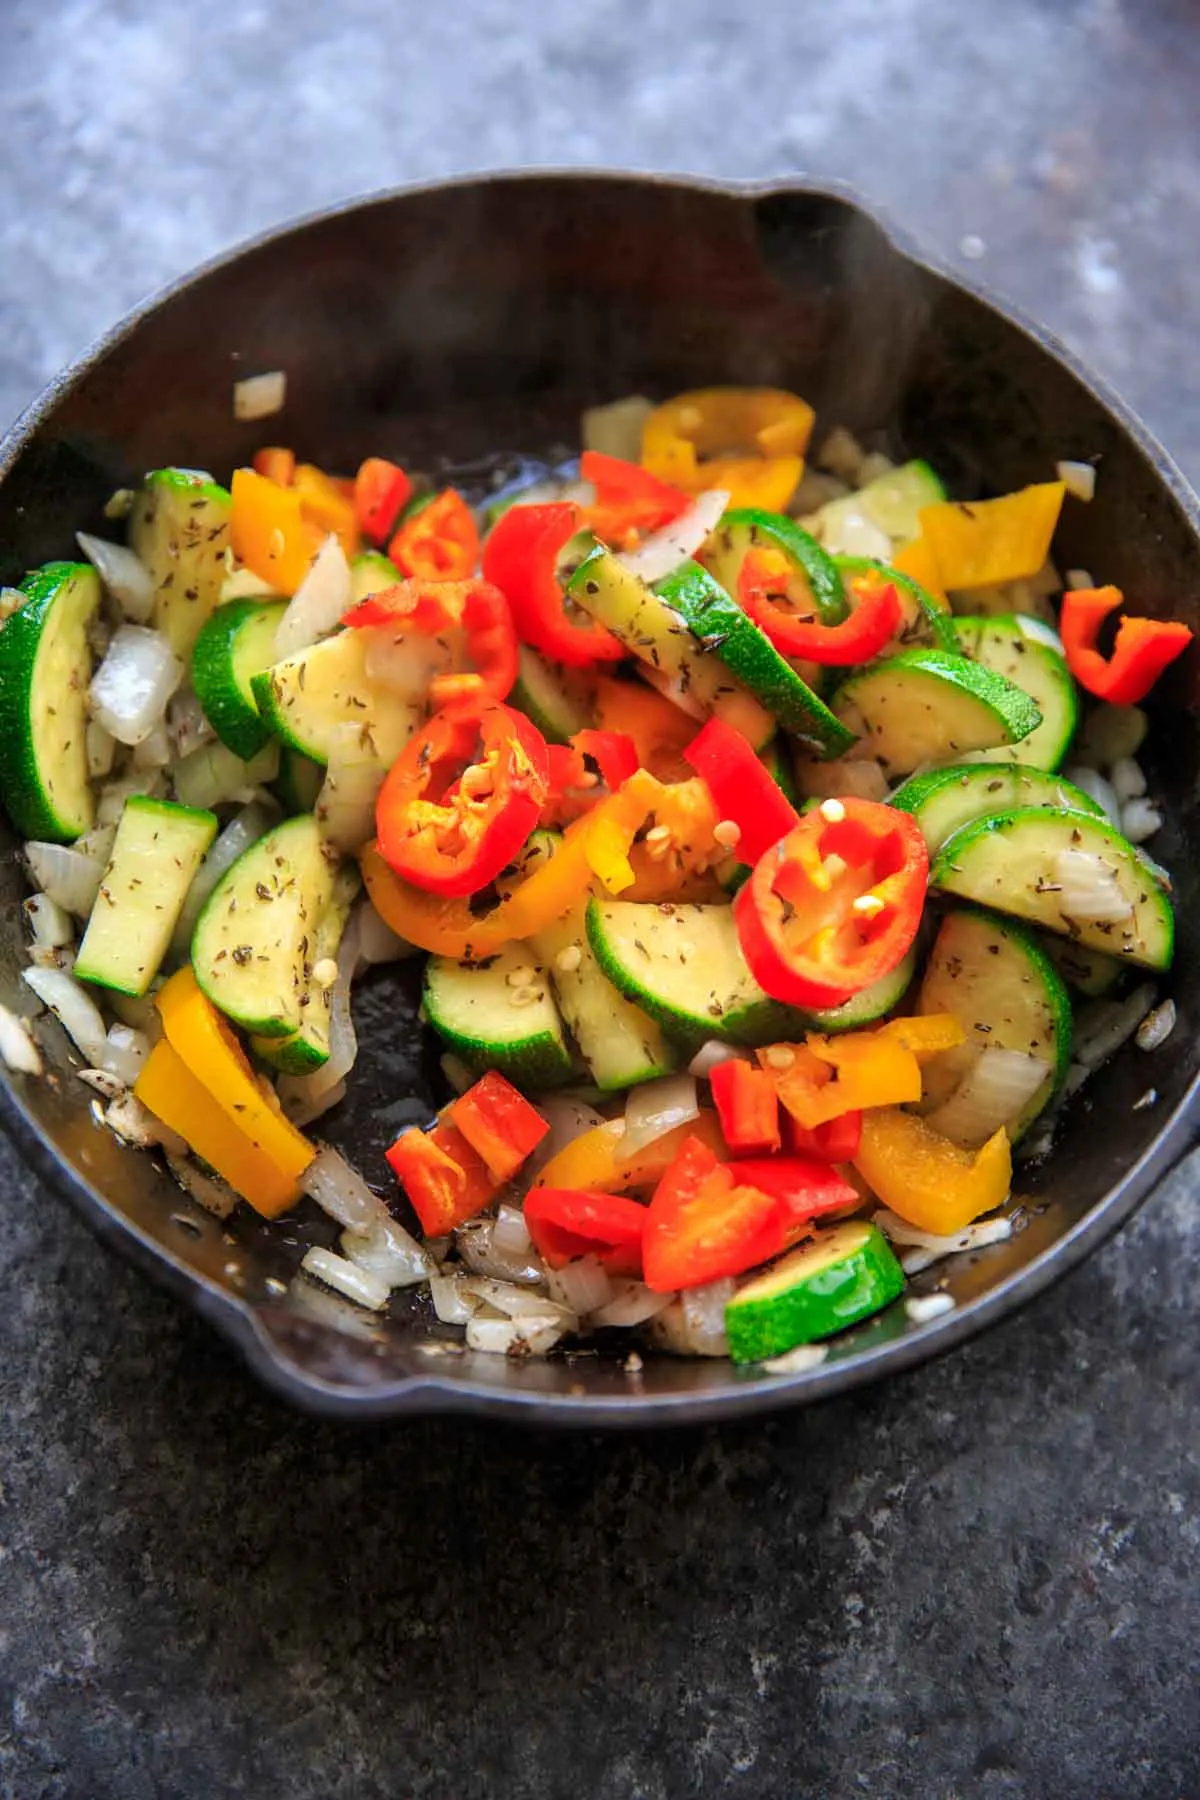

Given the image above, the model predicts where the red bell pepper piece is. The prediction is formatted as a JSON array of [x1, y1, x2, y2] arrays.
[[375, 703, 550, 897], [449, 1072, 549, 1183], [784, 1109, 863, 1162], [342, 577, 518, 718], [735, 799, 928, 1009], [579, 451, 691, 546], [738, 548, 903, 662], [543, 728, 640, 827], [354, 456, 413, 545], [642, 1134, 788, 1292], [482, 502, 626, 667], [724, 1156, 860, 1223], [386, 1118, 497, 1236], [682, 716, 798, 864], [252, 446, 296, 486], [708, 1058, 781, 1154], [523, 1188, 648, 1277], [389, 487, 479, 580], [1060, 585, 1192, 706]]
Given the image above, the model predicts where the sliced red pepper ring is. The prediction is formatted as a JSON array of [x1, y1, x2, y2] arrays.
[[341, 577, 518, 717], [708, 1058, 781, 1154], [543, 729, 640, 828], [735, 799, 928, 1010], [389, 487, 480, 580], [683, 716, 798, 865], [385, 1119, 498, 1236], [355, 456, 413, 545], [738, 549, 904, 663], [481, 502, 625, 667], [1060, 584, 1193, 706], [724, 1156, 860, 1223], [642, 1134, 787, 1293], [523, 1189, 648, 1277], [579, 450, 691, 546], [375, 702, 550, 898], [449, 1072, 549, 1183]]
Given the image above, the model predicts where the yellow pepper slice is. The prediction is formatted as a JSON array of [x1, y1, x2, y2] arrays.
[[918, 482, 1065, 591], [642, 387, 814, 513], [853, 1107, 1012, 1235], [292, 463, 359, 557], [532, 1110, 727, 1194], [890, 532, 948, 603], [762, 1030, 923, 1128], [230, 467, 322, 595], [878, 1013, 967, 1061]]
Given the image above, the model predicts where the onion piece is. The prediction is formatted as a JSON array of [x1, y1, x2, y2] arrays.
[[300, 1246, 389, 1312], [873, 1207, 1014, 1275], [25, 842, 104, 917], [315, 722, 389, 853], [1014, 615, 1063, 653], [233, 369, 287, 421], [132, 721, 172, 769], [170, 738, 279, 810], [546, 1255, 613, 1317], [0, 1003, 42, 1076], [620, 1072, 698, 1158], [905, 1292, 957, 1325], [1135, 998, 1176, 1052], [21, 966, 108, 1063], [430, 1273, 480, 1324], [166, 1152, 239, 1220], [924, 1048, 1050, 1147], [1073, 982, 1158, 1067], [615, 488, 730, 584], [170, 800, 276, 955], [1119, 799, 1162, 844], [23, 891, 73, 950], [301, 1142, 390, 1235], [76, 532, 155, 623], [492, 1202, 535, 1261], [465, 1316, 566, 1356], [106, 1091, 187, 1152], [274, 535, 351, 657], [523, 1097, 606, 1180], [89, 625, 183, 746], [100, 1023, 151, 1086], [456, 1217, 546, 1285], [439, 1053, 475, 1094], [1109, 757, 1147, 802], [645, 1293, 728, 1356], [340, 1215, 432, 1288], [1054, 847, 1134, 923], [96, 772, 164, 827], [590, 1279, 673, 1329], [459, 1278, 572, 1325], [280, 1077, 346, 1127], [1057, 459, 1096, 502], [688, 1040, 751, 1079], [277, 911, 361, 1122], [681, 1278, 737, 1354], [1061, 764, 1121, 826], [581, 395, 654, 461], [167, 686, 216, 758], [85, 720, 116, 779]]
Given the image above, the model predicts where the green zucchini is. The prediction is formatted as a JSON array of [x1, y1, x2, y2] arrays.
[[831, 648, 1042, 778], [804, 459, 947, 555], [128, 468, 231, 658], [701, 507, 847, 625], [251, 865, 360, 1073], [759, 737, 800, 809], [0, 562, 100, 841], [725, 1222, 905, 1363], [531, 905, 676, 1090], [931, 807, 1174, 970], [890, 763, 1105, 856], [955, 614, 1077, 771], [805, 951, 917, 1033], [1040, 937, 1123, 998], [251, 629, 420, 769], [348, 551, 401, 605], [191, 599, 286, 759], [834, 554, 959, 654], [74, 796, 217, 997], [275, 747, 324, 814], [509, 645, 592, 745], [423, 944, 574, 1087]]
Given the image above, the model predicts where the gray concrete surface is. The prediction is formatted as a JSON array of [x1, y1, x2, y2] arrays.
[[1, 1, 1198, 1795]]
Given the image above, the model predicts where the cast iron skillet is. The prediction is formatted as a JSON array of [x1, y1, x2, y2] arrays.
[[1, 172, 1197, 1426]]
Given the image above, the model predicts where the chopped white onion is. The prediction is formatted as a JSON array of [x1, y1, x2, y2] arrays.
[[581, 395, 654, 461], [0, 1003, 42, 1076], [23, 891, 73, 950], [924, 1048, 1050, 1148], [456, 1217, 546, 1285], [108, 989, 163, 1038], [492, 1202, 535, 1261], [167, 686, 216, 758], [546, 1255, 614, 1317], [1135, 997, 1176, 1052], [274, 535, 351, 657], [76, 532, 155, 622], [439, 1053, 475, 1094], [761, 1342, 830, 1375], [25, 842, 104, 918], [315, 722, 387, 853], [681, 1278, 737, 1353], [21, 966, 108, 1063], [99, 1023, 150, 1086], [96, 772, 164, 826], [220, 564, 280, 602], [85, 720, 117, 779], [1014, 615, 1063, 653], [1054, 848, 1133, 922], [645, 1293, 728, 1356], [300, 1246, 389, 1312], [131, 721, 172, 769], [465, 1315, 566, 1356], [905, 1292, 957, 1324], [1073, 982, 1158, 1067], [523, 1097, 606, 1180], [591, 1279, 672, 1329], [105, 1091, 187, 1153], [1062, 764, 1121, 826], [816, 504, 891, 561], [301, 1142, 390, 1235], [687, 1040, 751, 1079], [1065, 568, 1096, 591], [171, 801, 276, 955], [1109, 757, 1147, 802], [1120, 798, 1162, 844], [362, 627, 454, 699], [233, 369, 287, 421], [0, 586, 25, 621], [615, 488, 730, 584], [165, 1152, 239, 1220], [430, 1273, 480, 1324], [357, 901, 414, 965], [1056, 459, 1096, 502], [795, 756, 890, 803], [279, 1077, 345, 1127], [340, 1214, 432, 1288], [620, 1072, 699, 1158], [815, 426, 867, 483], [460, 1278, 573, 1326], [170, 738, 279, 810], [873, 1208, 1013, 1275], [89, 625, 183, 746], [76, 1066, 127, 1101], [1079, 704, 1148, 767]]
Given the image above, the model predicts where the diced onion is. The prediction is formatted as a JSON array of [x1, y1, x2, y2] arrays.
[[301, 1142, 390, 1235], [233, 369, 287, 421], [85, 720, 116, 779], [96, 772, 164, 826], [615, 489, 730, 584], [171, 800, 276, 955], [89, 625, 183, 746], [276, 910, 357, 1121], [687, 1040, 751, 1079], [581, 395, 654, 461], [23, 891, 73, 949], [761, 1342, 830, 1374], [1054, 847, 1134, 923], [362, 628, 454, 699], [1014, 615, 1063, 652], [340, 1214, 432, 1288], [1135, 997, 1176, 1051], [132, 721, 172, 769], [77, 1067, 127, 1102], [459, 1278, 573, 1326], [25, 842, 105, 917], [1062, 765, 1121, 826], [523, 1097, 606, 1180], [1065, 568, 1095, 591], [456, 1217, 546, 1285], [590, 1280, 673, 1329], [1057, 459, 1096, 502], [492, 1202, 535, 1261], [1119, 798, 1162, 844], [1073, 983, 1158, 1067], [430, 1273, 480, 1324], [645, 1293, 728, 1356], [905, 1292, 957, 1324], [1109, 757, 1147, 802], [873, 1208, 1014, 1276], [0, 1003, 42, 1076], [620, 1072, 698, 1158], [280, 1077, 345, 1127], [300, 1246, 389, 1312], [815, 426, 867, 483], [167, 687, 216, 758], [76, 532, 155, 622], [315, 722, 388, 853], [220, 564, 279, 602], [166, 1152, 239, 1220], [21, 966, 108, 1063], [439, 1053, 475, 1094], [99, 1023, 151, 1086], [105, 1091, 187, 1153], [357, 901, 414, 965], [924, 1048, 1050, 1147], [274, 535, 351, 657], [546, 1255, 613, 1317], [170, 737, 279, 810], [680, 1278, 737, 1353], [465, 1316, 566, 1356]]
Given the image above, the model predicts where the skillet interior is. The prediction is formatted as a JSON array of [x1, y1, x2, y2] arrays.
[[1, 172, 1197, 1424]]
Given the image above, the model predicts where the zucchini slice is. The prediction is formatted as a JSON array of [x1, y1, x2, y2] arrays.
[[128, 468, 232, 658], [192, 814, 341, 1037], [0, 561, 100, 841], [509, 645, 593, 746], [567, 546, 774, 749], [890, 762, 1105, 856], [348, 551, 401, 606], [956, 614, 1077, 770], [916, 906, 1072, 1137], [931, 807, 1174, 970], [831, 648, 1042, 778], [1040, 937, 1123, 998], [191, 598, 286, 760], [702, 507, 847, 626], [725, 1221, 905, 1363], [74, 796, 218, 997], [653, 561, 857, 759], [423, 944, 574, 1088], [251, 629, 420, 769], [834, 555, 959, 654], [531, 905, 676, 1090], [250, 865, 361, 1073], [275, 746, 324, 814], [805, 950, 917, 1033], [804, 459, 947, 556]]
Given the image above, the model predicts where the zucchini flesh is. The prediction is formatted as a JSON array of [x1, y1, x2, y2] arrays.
[[509, 645, 592, 745], [532, 906, 676, 1090], [831, 648, 1042, 778], [251, 865, 361, 1073], [803, 459, 946, 554], [0, 562, 99, 841], [423, 944, 574, 1088], [191, 599, 286, 760], [956, 615, 1077, 771], [702, 508, 847, 626], [725, 1222, 905, 1363], [74, 797, 218, 997], [890, 762, 1104, 856], [834, 555, 959, 654], [128, 468, 232, 658], [251, 630, 420, 768]]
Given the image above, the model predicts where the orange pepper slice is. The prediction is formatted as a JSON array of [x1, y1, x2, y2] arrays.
[[853, 1107, 1011, 1235], [642, 387, 814, 513], [230, 467, 322, 594]]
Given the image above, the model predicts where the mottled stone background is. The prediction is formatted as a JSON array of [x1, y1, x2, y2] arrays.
[[1, 2, 1197, 1795]]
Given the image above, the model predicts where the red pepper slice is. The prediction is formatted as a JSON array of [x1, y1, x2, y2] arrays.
[[724, 1156, 860, 1223], [739, 548, 903, 663], [523, 1188, 648, 1277], [355, 456, 413, 545], [579, 451, 691, 546], [784, 1109, 863, 1163], [389, 488, 480, 580], [341, 577, 518, 717], [735, 800, 928, 1009], [375, 703, 550, 897], [642, 1134, 787, 1292], [683, 716, 798, 864], [1060, 585, 1193, 706], [385, 1119, 497, 1236], [543, 728, 641, 828], [482, 502, 626, 667], [708, 1059, 781, 1154], [449, 1072, 549, 1183]]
